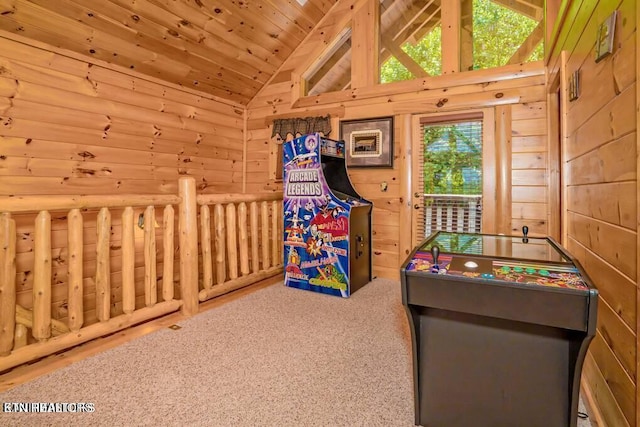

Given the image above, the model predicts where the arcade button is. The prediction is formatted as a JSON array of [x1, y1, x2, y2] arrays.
[[513, 266, 523, 273], [481, 273, 495, 279], [538, 269, 550, 276], [525, 267, 536, 274]]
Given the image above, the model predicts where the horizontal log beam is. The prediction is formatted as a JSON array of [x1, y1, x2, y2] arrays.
[[293, 61, 544, 108], [0, 300, 182, 372], [0, 195, 182, 213], [197, 193, 283, 205], [198, 266, 284, 302]]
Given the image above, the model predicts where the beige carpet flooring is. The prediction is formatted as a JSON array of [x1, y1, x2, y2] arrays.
[[0, 279, 592, 427]]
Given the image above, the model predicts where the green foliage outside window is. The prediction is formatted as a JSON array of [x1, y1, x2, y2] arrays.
[[380, 0, 543, 83], [423, 124, 482, 195]]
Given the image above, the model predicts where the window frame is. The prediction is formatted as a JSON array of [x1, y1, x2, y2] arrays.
[[410, 108, 497, 248]]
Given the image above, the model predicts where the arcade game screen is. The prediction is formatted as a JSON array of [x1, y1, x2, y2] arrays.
[[405, 231, 588, 290]]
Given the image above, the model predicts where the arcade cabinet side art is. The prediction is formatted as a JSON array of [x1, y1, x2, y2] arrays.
[[282, 134, 352, 297]]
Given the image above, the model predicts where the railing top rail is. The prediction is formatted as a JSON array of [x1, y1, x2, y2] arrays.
[[197, 193, 282, 205], [423, 194, 483, 199], [0, 195, 182, 213]]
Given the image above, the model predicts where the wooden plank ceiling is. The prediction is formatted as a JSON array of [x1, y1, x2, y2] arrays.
[[0, 0, 543, 105], [0, 0, 338, 105]]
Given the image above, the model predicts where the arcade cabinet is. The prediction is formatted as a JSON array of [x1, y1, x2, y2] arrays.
[[401, 228, 598, 427], [283, 133, 372, 297]]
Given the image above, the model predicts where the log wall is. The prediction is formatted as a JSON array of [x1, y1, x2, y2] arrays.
[[246, 3, 552, 281], [548, 1, 637, 426], [0, 34, 249, 329], [0, 34, 245, 196]]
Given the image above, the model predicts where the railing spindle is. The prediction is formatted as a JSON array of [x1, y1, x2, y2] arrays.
[[469, 200, 477, 232], [261, 201, 270, 269], [96, 208, 111, 322], [122, 207, 135, 315], [162, 205, 174, 301], [226, 203, 238, 280], [13, 324, 27, 350], [214, 204, 226, 284], [249, 202, 259, 273], [0, 213, 16, 355], [67, 209, 83, 331], [457, 207, 465, 232], [33, 210, 52, 341], [238, 202, 249, 276], [144, 206, 157, 307], [200, 205, 213, 290]]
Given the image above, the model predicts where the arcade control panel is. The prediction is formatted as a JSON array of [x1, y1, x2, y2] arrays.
[[405, 227, 589, 290]]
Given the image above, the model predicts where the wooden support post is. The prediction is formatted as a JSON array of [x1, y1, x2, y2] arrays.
[[214, 204, 226, 285], [250, 202, 260, 273], [67, 209, 83, 331], [261, 201, 270, 269], [226, 204, 238, 280], [238, 202, 249, 276], [96, 208, 111, 322], [547, 93, 561, 241], [441, 0, 461, 74], [33, 210, 52, 341], [178, 177, 198, 316], [495, 105, 513, 234], [0, 213, 16, 355], [200, 204, 213, 290], [399, 114, 413, 267], [271, 201, 280, 265], [121, 207, 135, 315], [460, 0, 473, 71], [162, 205, 175, 301], [351, 0, 380, 87], [144, 206, 157, 307]]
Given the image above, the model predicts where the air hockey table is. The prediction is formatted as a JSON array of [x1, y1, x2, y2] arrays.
[[400, 230, 598, 427]]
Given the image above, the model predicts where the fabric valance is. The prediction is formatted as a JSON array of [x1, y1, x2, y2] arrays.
[[271, 115, 331, 139]]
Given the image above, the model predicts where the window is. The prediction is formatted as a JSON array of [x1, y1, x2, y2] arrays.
[[380, 0, 543, 84], [420, 117, 483, 238], [412, 110, 497, 246]]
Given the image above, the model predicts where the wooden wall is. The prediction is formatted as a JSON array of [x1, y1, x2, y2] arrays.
[[246, 0, 552, 281], [0, 34, 245, 196], [548, 1, 637, 426], [0, 33, 247, 327]]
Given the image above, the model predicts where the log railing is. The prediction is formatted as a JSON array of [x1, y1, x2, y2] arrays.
[[423, 194, 483, 236], [0, 177, 283, 372], [196, 192, 284, 302]]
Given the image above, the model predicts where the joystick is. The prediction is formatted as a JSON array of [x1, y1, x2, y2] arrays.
[[522, 225, 529, 243], [430, 245, 440, 272]]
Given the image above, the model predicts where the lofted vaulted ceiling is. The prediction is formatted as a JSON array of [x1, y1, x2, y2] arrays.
[[0, 0, 338, 105], [0, 0, 543, 105]]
